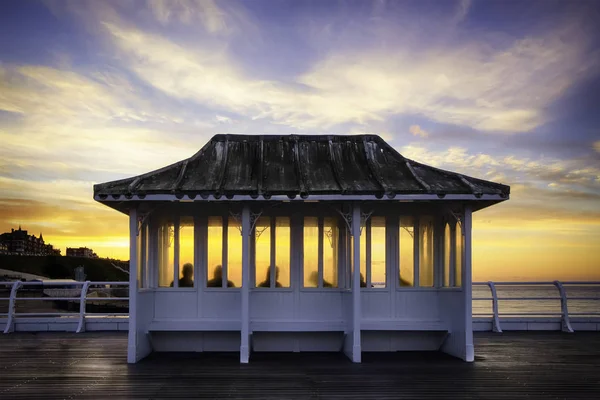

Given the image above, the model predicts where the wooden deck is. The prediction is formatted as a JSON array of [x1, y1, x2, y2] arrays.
[[0, 332, 599, 399]]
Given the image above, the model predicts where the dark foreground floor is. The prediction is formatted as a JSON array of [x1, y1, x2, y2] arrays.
[[0, 332, 599, 399]]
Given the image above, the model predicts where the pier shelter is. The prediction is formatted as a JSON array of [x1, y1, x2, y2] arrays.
[[93, 134, 510, 364]]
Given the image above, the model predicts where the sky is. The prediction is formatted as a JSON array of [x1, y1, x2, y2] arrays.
[[0, 0, 599, 281]]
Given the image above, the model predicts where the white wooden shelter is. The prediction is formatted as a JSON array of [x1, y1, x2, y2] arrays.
[[94, 134, 510, 364]]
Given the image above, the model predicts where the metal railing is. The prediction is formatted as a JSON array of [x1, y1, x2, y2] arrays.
[[472, 281, 600, 333], [1, 280, 599, 334], [0, 281, 128, 334]]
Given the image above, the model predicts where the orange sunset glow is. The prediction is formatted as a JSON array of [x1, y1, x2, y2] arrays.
[[1, 0, 599, 282]]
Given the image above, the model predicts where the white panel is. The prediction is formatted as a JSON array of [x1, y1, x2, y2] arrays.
[[395, 291, 441, 320], [250, 291, 295, 319], [201, 291, 241, 319], [297, 291, 344, 320], [361, 291, 391, 319], [154, 291, 197, 319]]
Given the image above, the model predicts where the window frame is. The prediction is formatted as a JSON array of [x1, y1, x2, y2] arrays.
[[252, 215, 292, 290]]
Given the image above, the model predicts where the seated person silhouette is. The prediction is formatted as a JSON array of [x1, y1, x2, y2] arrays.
[[360, 272, 367, 287], [400, 277, 412, 287], [206, 265, 236, 287], [308, 271, 333, 287], [257, 266, 282, 288], [170, 263, 194, 287]]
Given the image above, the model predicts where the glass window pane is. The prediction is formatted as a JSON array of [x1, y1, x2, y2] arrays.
[[275, 217, 290, 288], [254, 217, 271, 287], [303, 217, 318, 287], [227, 217, 242, 287], [444, 223, 451, 287], [399, 217, 414, 287], [179, 217, 194, 287], [371, 217, 386, 288], [137, 226, 142, 288], [455, 222, 463, 287], [419, 216, 434, 287], [207, 216, 223, 287], [360, 223, 367, 287], [323, 217, 338, 288], [158, 218, 174, 288]]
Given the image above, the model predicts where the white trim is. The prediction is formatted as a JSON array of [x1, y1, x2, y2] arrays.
[[351, 203, 362, 363], [240, 206, 251, 363], [95, 193, 508, 202], [127, 208, 138, 364], [463, 205, 474, 362]]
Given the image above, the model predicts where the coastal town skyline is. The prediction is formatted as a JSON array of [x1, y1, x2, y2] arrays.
[[1, 0, 599, 281]]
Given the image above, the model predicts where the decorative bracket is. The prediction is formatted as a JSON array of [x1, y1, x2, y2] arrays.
[[401, 226, 414, 238], [448, 209, 463, 230], [137, 208, 156, 236], [229, 209, 263, 236], [331, 205, 373, 236]]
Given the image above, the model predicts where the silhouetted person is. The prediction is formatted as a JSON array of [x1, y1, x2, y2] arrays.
[[206, 265, 235, 287], [171, 263, 194, 287], [258, 266, 282, 288], [309, 271, 333, 288], [400, 277, 412, 287], [360, 273, 367, 287]]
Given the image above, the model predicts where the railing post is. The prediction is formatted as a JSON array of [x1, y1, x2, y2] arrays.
[[76, 281, 92, 333], [3, 281, 22, 334], [553, 281, 574, 333], [487, 281, 502, 333]]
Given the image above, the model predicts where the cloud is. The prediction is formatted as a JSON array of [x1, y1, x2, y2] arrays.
[[409, 125, 429, 138], [94, 3, 596, 133], [594, 140, 600, 153]]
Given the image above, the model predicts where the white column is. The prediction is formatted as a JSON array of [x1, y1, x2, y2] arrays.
[[463, 206, 474, 361], [127, 207, 138, 363], [240, 205, 251, 363], [351, 203, 362, 363]]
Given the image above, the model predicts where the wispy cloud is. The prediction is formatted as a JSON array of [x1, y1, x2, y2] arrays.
[[409, 125, 429, 138]]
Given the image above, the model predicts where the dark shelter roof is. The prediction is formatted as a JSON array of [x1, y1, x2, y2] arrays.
[[94, 134, 510, 199]]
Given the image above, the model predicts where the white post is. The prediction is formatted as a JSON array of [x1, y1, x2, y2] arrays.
[[3, 281, 22, 334], [487, 281, 502, 333], [351, 203, 362, 363], [127, 207, 138, 363], [240, 205, 251, 363], [463, 206, 474, 362], [553, 281, 574, 333], [76, 281, 91, 333]]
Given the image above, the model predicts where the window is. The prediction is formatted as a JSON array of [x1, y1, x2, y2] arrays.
[[303, 216, 339, 288], [178, 217, 194, 288], [455, 221, 463, 287], [254, 216, 291, 288], [419, 216, 434, 287], [207, 216, 226, 287], [399, 217, 414, 287], [369, 217, 386, 288], [157, 218, 175, 288], [227, 217, 242, 287], [443, 222, 451, 287]]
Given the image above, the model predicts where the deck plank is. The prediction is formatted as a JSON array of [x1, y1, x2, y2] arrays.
[[0, 332, 599, 399]]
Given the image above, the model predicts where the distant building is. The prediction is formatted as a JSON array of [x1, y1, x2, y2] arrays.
[[0, 226, 61, 256], [66, 247, 98, 258]]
